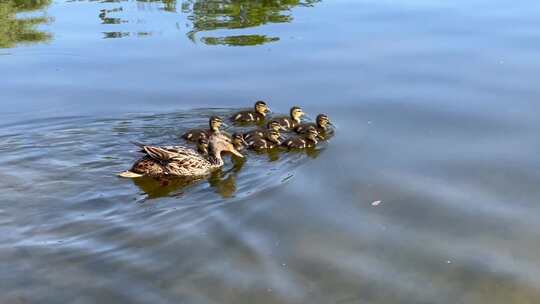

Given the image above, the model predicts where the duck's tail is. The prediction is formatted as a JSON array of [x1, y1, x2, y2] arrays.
[[117, 170, 144, 178]]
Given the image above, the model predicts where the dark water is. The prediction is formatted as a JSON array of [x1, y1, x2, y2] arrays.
[[2, 0, 540, 303]]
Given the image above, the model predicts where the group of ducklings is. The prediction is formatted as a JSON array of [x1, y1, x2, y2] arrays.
[[119, 101, 332, 179], [182, 101, 333, 154]]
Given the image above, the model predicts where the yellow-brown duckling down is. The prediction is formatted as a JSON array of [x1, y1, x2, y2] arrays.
[[247, 130, 282, 152], [282, 126, 320, 149], [243, 120, 285, 142], [270, 106, 305, 130], [231, 100, 271, 123], [182, 116, 224, 143], [295, 114, 332, 135]]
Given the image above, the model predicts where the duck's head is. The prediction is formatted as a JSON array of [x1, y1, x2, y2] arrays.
[[231, 133, 248, 150], [209, 116, 224, 132], [209, 134, 244, 159], [255, 100, 271, 116], [267, 120, 285, 131], [316, 114, 331, 129], [290, 106, 305, 122], [305, 126, 320, 144], [267, 130, 283, 145]]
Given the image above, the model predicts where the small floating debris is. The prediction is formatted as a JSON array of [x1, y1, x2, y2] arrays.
[[371, 200, 382, 206]]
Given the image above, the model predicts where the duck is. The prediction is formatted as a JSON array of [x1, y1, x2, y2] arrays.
[[118, 133, 243, 178], [243, 120, 285, 142], [231, 100, 271, 124], [282, 126, 320, 149], [270, 106, 305, 130], [295, 114, 332, 136], [247, 130, 282, 152], [231, 133, 248, 151], [182, 116, 224, 143]]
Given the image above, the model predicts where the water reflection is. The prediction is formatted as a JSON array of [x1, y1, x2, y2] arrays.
[[0, 0, 52, 48], [183, 0, 321, 46], [79, 0, 320, 45], [129, 146, 321, 199]]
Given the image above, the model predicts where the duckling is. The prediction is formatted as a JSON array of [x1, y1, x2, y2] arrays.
[[182, 116, 224, 143], [231, 100, 271, 124], [295, 114, 332, 135], [282, 126, 319, 149], [270, 106, 305, 130], [247, 130, 282, 152], [243, 121, 285, 142], [231, 133, 248, 151], [118, 133, 243, 178]]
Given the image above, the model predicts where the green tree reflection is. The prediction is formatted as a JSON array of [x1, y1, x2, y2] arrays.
[[181, 0, 320, 46], [0, 0, 52, 48]]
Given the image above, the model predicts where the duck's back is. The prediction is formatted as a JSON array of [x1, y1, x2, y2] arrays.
[[271, 117, 297, 129], [131, 145, 213, 177], [232, 111, 264, 123]]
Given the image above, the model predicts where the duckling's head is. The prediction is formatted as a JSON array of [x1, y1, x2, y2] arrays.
[[305, 126, 319, 143], [231, 133, 248, 150], [209, 116, 224, 132], [267, 130, 282, 145], [255, 100, 271, 116], [267, 120, 285, 131], [197, 133, 209, 155], [316, 114, 331, 129], [209, 134, 244, 159], [290, 106, 305, 122]]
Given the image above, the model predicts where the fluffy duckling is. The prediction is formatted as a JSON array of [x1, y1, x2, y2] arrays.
[[231, 100, 271, 124], [243, 121, 285, 142], [270, 106, 305, 130], [247, 130, 282, 152], [182, 116, 224, 143], [295, 114, 332, 135], [282, 126, 319, 149], [119, 133, 243, 178], [231, 133, 248, 151]]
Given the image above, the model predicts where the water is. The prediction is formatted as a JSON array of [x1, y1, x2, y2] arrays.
[[2, 0, 540, 303]]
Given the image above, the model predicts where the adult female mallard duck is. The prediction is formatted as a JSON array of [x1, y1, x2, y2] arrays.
[[182, 116, 224, 143], [118, 133, 243, 178], [247, 130, 282, 152], [270, 106, 305, 130], [243, 121, 285, 142], [282, 126, 320, 149], [231, 100, 271, 124], [295, 114, 332, 135]]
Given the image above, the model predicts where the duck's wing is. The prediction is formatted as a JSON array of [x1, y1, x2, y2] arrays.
[[143, 146, 179, 161], [162, 145, 202, 157]]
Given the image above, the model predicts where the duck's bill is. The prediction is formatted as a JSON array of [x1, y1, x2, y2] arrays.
[[265, 107, 272, 113], [230, 148, 244, 158]]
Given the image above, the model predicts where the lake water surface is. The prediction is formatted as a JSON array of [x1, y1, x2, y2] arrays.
[[2, 0, 540, 303]]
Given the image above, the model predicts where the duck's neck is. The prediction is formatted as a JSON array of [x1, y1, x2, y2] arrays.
[[208, 152, 224, 167]]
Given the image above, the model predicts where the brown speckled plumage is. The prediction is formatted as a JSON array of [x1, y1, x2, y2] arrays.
[[120, 134, 243, 178]]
